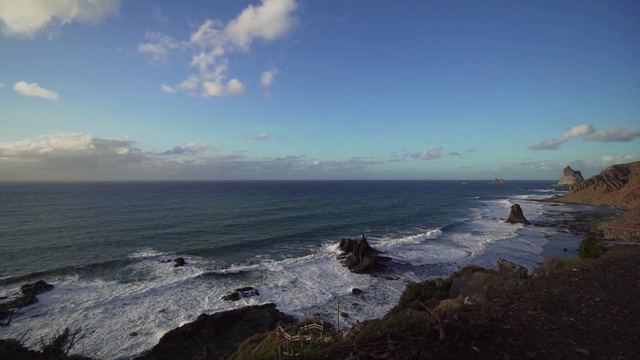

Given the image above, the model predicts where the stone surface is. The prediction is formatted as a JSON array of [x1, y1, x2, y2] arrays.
[[497, 258, 529, 279], [136, 303, 294, 360], [558, 166, 584, 187], [434, 298, 462, 315], [505, 204, 531, 225]]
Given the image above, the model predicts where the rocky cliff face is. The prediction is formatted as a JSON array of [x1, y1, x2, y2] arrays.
[[556, 161, 640, 229], [558, 166, 584, 187]]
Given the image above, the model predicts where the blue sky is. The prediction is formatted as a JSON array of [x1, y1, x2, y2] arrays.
[[0, 0, 638, 181]]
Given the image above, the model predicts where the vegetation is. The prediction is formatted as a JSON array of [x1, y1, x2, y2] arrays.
[[389, 277, 453, 315], [579, 234, 608, 259]]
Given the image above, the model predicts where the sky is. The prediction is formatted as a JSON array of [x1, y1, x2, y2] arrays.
[[0, 0, 639, 181]]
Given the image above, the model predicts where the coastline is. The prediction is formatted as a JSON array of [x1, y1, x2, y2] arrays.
[[2, 176, 638, 359]]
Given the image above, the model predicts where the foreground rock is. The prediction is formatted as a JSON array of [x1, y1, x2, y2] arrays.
[[137, 303, 295, 360], [505, 204, 531, 225], [338, 235, 387, 273], [558, 165, 584, 188], [497, 258, 528, 278]]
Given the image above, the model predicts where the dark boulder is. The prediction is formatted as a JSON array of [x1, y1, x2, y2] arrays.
[[136, 303, 295, 360], [20, 280, 54, 296], [220, 287, 260, 301], [505, 204, 531, 225], [1, 280, 55, 324], [339, 235, 386, 274], [173, 257, 186, 267]]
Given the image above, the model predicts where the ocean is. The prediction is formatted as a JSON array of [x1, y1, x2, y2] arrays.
[[0, 180, 605, 358]]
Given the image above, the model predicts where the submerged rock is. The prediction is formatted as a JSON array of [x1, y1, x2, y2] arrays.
[[220, 287, 260, 301], [505, 204, 531, 225]]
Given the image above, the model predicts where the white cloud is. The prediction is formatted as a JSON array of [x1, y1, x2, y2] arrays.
[[0, 0, 120, 38], [261, 70, 275, 87], [529, 124, 595, 150], [161, 83, 177, 93], [140, 0, 298, 97], [162, 141, 214, 155], [247, 132, 269, 140], [138, 31, 180, 64], [0, 83, 4, 87], [585, 127, 640, 142], [601, 155, 636, 166], [0, 132, 401, 181], [13, 81, 59, 100], [409, 147, 443, 161], [203, 80, 223, 97], [261, 68, 277, 97], [226, 78, 246, 95], [225, 0, 298, 50]]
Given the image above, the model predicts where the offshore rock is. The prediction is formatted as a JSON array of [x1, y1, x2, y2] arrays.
[[173, 257, 186, 267], [220, 287, 260, 301], [20, 280, 54, 296], [339, 235, 386, 274], [136, 303, 295, 360], [558, 166, 584, 188], [505, 204, 531, 225], [1, 280, 55, 324]]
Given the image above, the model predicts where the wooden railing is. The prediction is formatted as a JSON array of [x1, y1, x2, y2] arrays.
[[278, 321, 325, 357]]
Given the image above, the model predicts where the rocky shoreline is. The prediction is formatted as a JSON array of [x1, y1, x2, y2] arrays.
[[3, 161, 639, 359]]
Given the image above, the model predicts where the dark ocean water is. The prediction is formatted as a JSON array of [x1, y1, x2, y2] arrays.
[[0, 181, 601, 358]]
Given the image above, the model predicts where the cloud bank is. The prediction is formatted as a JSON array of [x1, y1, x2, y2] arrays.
[[528, 124, 594, 150], [529, 124, 640, 150], [13, 81, 59, 100], [408, 147, 443, 161], [140, 0, 298, 97], [0, 0, 120, 38]]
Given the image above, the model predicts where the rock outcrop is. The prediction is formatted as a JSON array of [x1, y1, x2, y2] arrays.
[[505, 204, 531, 225], [1, 280, 55, 324], [558, 166, 584, 188], [136, 303, 295, 360], [497, 258, 528, 279], [338, 235, 386, 274], [220, 287, 260, 301]]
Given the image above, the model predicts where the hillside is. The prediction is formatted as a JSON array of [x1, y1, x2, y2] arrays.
[[555, 161, 640, 228]]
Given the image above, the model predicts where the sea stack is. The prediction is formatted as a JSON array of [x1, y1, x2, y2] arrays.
[[558, 166, 584, 188], [505, 204, 531, 225]]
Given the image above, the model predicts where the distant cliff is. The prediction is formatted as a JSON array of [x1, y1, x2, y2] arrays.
[[558, 166, 584, 187], [556, 161, 640, 229]]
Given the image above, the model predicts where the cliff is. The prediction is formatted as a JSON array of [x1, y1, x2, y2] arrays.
[[558, 166, 584, 187], [556, 161, 640, 229]]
